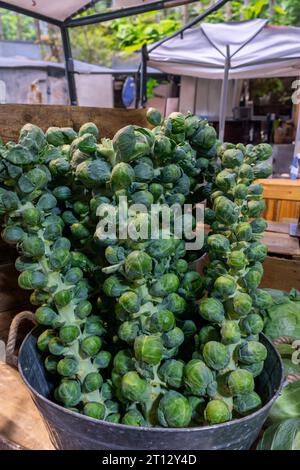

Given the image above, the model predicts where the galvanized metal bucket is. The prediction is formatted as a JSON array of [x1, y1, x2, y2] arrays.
[[18, 327, 284, 450]]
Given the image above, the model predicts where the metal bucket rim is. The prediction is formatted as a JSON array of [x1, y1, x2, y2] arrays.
[[18, 328, 284, 433]]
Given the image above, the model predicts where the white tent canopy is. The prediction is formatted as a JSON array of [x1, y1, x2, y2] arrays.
[[0, 1, 93, 21], [148, 19, 300, 141], [148, 19, 300, 79]]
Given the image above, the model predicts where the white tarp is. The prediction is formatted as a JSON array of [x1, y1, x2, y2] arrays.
[[0, 1, 92, 21], [148, 19, 300, 79]]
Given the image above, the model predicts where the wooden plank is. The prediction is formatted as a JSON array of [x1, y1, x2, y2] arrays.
[[262, 231, 300, 256], [0, 104, 148, 142], [0, 263, 30, 313], [257, 178, 300, 202], [0, 363, 54, 450], [261, 256, 300, 291], [266, 221, 290, 234]]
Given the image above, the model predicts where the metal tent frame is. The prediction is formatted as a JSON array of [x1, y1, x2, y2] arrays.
[[0, 0, 214, 105], [140, 0, 235, 140]]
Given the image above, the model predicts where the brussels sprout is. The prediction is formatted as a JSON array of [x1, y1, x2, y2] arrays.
[[111, 162, 135, 191], [221, 320, 241, 345], [157, 391, 192, 428], [237, 341, 267, 364], [18, 270, 47, 290], [57, 356, 78, 377], [247, 200, 266, 218], [35, 306, 58, 326], [202, 341, 230, 371], [240, 361, 264, 378], [154, 134, 173, 159], [180, 271, 203, 299], [2, 225, 25, 244], [76, 159, 111, 188], [80, 336, 102, 358], [162, 327, 184, 349], [204, 400, 231, 424], [149, 309, 175, 333], [103, 275, 129, 297], [184, 359, 215, 396], [240, 314, 264, 336], [59, 325, 80, 344], [150, 273, 180, 297], [122, 409, 146, 427], [131, 190, 154, 209], [83, 372, 103, 393], [252, 289, 273, 310], [64, 267, 83, 285], [216, 169, 236, 192], [250, 218, 268, 234], [227, 251, 247, 271], [134, 335, 163, 365], [233, 391, 262, 415], [207, 234, 230, 255], [93, 351, 112, 369], [121, 371, 148, 402], [214, 196, 239, 225], [119, 291, 141, 314], [44, 355, 59, 374], [158, 359, 184, 388], [199, 298, 225, 323], [79, 122, 99, 139], [85, 316, 106, 337], [113, 350, 135, 375], [83, 402, 105, 420], [213, 275, 237, 299], [54, 289, 73, 307], [222, 149, 244, 169], [37, 329, 56, 352], [242, 267, 263, 290], [118, 321, 140, 344], [134, 160, 154, 183], [227, 369, 255, 396], [48, 337, 67, 356], [253, 161, 272, 179], [124, 250, 152, 280], [161, 164, 182, 184], [18, 168, 49, 193], [74, 300, 92, 319], [149, 183, 164, 201], [147, 108, 162, 127], [238, 163, 254, 182], [198, 325, 221, 345], [161, 293, 187, 315], [22, 236, 45, 259], [191, 125, 217, 151], [56, 380, 81, 407], [235, 222, 253, 242]]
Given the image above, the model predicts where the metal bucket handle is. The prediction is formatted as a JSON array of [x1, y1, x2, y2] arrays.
[[6, 311, 37, 367], [272, 336, 300, 385], [5, 311, 300, 385]]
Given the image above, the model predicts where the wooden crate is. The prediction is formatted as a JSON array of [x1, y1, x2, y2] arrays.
[[257, 178, 300, 222], [0, 104, 148, 142]]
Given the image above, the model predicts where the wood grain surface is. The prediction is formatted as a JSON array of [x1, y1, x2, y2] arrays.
[[0, 104, 148, 142]]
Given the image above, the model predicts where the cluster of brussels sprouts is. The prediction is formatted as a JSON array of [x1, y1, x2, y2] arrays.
[[197, 141, 273, 423], [0, 109, 272, 428]]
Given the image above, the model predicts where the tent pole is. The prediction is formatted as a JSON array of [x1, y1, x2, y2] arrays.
[[61, 26, 78, 106], [219, 45, 230, 142]]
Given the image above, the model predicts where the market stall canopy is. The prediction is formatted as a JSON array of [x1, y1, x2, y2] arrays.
[[148, 19, 300, 79], [0, 1, 93, 21]]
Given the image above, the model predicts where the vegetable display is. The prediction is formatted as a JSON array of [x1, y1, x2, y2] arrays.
[[0, 110, 273, 428]]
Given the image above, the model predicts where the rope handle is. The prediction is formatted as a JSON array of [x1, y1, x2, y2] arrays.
[[6, 311, 37, 367], [273, 336, 300, 384]]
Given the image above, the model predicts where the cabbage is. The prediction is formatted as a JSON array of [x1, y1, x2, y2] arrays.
[[268, 381, 300, 425]]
